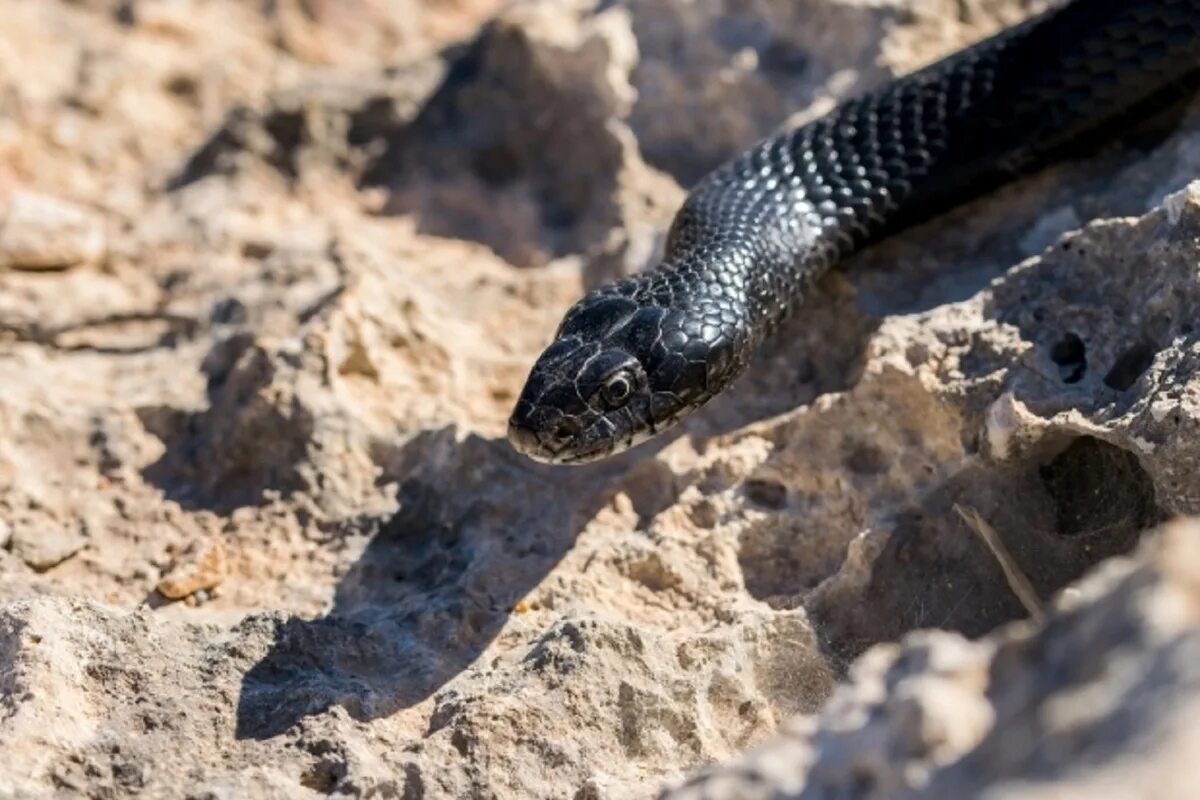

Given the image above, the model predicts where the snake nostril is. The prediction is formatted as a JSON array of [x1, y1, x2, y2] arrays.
[[550, 419, 578, 444]]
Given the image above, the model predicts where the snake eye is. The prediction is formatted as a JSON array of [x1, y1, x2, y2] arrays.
[[603, 372, 633, 406]]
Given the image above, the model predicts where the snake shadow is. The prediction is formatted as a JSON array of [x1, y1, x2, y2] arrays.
[[234, 425, 668, 740]]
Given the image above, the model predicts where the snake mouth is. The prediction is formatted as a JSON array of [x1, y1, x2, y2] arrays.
[[506, 419, 618, 465], [553, 441, 618, 465], [506, 420, 556, 462]]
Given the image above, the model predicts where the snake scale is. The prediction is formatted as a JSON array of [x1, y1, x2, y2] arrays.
[[508, 0, 1200, 465]]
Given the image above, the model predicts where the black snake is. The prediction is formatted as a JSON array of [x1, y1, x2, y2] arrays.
[[508, 0, 1200, 465]]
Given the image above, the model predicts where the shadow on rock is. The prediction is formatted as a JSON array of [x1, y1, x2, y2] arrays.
[[808, 434, 1163, 668], [139, 334, 317, 513], [692, 276, 883, 443], [361, 22, 628, 269], [235, 426, 629, 740]]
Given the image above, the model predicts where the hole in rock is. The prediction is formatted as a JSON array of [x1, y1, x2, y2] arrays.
[[1049, 333, 1087, 383], [300, 758, 346, 794], [1103, 340, 1159, 391], [807, 435, 1162, 671], [1038, 436, 1162, 539], [744, 479, 788, 510]]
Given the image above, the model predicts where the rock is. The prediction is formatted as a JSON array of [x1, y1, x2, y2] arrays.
[[360, 2, 677, 274], [0, 595, 250, 797], [9, 525, 87, 572], [0, 0, 1199, 798], [169, 59, 448, 191], [155, 535, 227, 600], [663, 519, 1200, 800], [0, 519, 10, 549], [0, 191, 106, 270]]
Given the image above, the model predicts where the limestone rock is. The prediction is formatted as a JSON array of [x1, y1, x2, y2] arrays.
[[0, 0, 1198, 798], [9, 525, 87, 572], [0, 191, 105, 271], [663, 519, 1200, 800], [155, 535, 228, 600]]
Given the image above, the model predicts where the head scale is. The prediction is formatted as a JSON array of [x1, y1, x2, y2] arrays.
[[508, 291, 739, 464]]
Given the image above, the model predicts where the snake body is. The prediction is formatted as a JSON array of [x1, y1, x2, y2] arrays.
[[509, 0, 1200, 465]]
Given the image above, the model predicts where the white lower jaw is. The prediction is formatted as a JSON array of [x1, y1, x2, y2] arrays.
[[550, 406, 701, 464]]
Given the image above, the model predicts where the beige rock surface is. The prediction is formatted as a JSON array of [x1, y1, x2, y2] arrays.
[[0, 191, 106, 271], [0, 0, 1198, 798], [665, 519, 1200, 800]]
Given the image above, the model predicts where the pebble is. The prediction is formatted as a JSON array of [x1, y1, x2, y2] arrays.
[[156, 536, 228, 600], [10, 524, 88, 571], [0, 190, 106, 270]]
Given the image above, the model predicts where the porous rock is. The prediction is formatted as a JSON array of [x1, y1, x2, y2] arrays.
[[155, 535, 228, 600], [0, 0, 1199, 798], [663, 519, 1200, 800]]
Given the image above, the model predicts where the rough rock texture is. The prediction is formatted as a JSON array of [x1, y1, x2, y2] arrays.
[[664, 519, 1200, 800], [1, 0, 1199, 798], [0, 191, 106, 271]]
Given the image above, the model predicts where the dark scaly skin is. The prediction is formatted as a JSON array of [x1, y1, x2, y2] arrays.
[[509, 0, 1200, 465]]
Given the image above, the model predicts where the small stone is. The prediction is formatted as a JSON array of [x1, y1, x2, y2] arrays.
[[0, 191, 106, 270], [156, 537, 228, 600], [11, 525, 88, 571]]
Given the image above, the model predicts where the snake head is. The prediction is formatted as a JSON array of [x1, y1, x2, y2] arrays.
[[507, 334, 651, 464], [508, 294, 740, 464]]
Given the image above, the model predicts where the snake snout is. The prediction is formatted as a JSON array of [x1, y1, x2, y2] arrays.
[[506, 418, 542, 459], [507, 399, 584, 462]]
